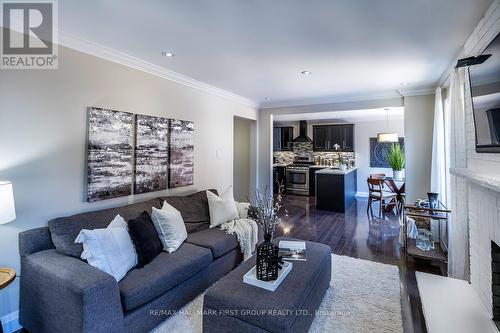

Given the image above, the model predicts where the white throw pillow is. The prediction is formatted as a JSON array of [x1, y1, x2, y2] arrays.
[[235, 201, 251, 219], [74, 215, 138, 282], [151, 202, 187, 253], [207, 187, 239, 228]]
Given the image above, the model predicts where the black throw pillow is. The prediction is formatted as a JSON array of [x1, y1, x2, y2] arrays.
[[128, 211, 163, 267]]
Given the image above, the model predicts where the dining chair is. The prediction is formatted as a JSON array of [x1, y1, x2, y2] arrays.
[[367, 178, 398, 216], [369, 173, 386, 190]]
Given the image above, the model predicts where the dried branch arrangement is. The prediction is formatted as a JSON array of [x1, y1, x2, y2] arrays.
[[253, 182, 287, 236]]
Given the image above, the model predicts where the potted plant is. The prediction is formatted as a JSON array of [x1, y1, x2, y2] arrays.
[[387, 143, 405, 180]]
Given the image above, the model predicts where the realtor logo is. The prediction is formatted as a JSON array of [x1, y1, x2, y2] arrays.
[[1, 0, 58, 69]]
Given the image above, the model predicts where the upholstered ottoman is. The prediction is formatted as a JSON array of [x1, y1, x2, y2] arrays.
[[203, 238, 331, 333]]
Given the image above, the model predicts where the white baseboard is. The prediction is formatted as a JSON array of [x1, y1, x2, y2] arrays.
[[356, 192, 369, 197], [1, 310, 21, 333]]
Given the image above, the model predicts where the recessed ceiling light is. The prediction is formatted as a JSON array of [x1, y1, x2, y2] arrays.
[[161, 51, 174, 57], [301, 70, 312, 75], [265, 97, 272, 101], [384, 108, 391, 111], [400, 82, 408, 86]]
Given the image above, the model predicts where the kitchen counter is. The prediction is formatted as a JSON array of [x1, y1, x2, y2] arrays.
[[315, 168, 357, 212], [273, 163, 289, 168], [315, 167, 357, 175]]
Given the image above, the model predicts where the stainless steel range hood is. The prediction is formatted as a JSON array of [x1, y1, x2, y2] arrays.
[[291, 120, 313, 143]]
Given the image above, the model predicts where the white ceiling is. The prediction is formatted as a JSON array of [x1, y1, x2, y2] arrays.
[[274, 107, 404, 123], [58, 0, 492, 107]]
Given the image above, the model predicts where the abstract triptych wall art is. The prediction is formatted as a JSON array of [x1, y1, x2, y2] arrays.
[[87, 107, 134, 202], [86, 107, 195, 201], [169, 120, 194, 188], [134, 115, 170, 194]]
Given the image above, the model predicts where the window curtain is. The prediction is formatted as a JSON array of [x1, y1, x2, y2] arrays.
[[430, 87, 447, 205], [447, 67, 468, 280]]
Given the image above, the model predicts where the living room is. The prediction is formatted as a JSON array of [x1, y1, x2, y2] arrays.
[[1, 1, 499, 332]]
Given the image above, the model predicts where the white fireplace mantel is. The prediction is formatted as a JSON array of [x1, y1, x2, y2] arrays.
[[450, 166, 500, 320], [450, 168, 500, 194]]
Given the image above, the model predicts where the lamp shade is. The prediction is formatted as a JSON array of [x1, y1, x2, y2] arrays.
[[377, 132, 399, 143], [0, 182, 16, 224]]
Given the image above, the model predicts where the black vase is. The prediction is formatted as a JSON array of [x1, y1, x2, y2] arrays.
[[427, 192, 439, 214], [256, 234, 282, 281]]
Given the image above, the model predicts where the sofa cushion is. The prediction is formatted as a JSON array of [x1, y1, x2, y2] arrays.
[[48, 199, 162, 258], [118, 242, 212, 312], [127, 211, 163, 268], [157, 189, 218, 233], [186, 228, 239, 259]]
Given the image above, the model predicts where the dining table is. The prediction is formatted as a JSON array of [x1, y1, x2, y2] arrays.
[[382, 176, 405, 213]]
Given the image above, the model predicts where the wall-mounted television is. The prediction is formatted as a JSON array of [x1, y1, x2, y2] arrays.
[[469, 33, 500, 153]]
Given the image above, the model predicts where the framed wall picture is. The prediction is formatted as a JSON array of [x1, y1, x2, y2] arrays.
[[369, 137, 405, 168], [169, 119, 194, 188], [134, 115, 170, 194], [87, 107, 134, 202]]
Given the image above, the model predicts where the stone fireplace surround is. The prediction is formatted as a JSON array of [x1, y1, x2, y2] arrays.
[[450, 168, 500, 319]]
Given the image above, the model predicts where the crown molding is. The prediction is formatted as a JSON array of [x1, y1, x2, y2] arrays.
[[400, 87, 436, 97], [57, 31, 259, 109], [259, 86, 436, 110], [259, 92, 402, 109]]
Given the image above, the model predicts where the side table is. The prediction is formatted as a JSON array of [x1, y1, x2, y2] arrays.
[[0, 268, 16, 333]]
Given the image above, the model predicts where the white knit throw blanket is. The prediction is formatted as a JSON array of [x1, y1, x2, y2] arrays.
[[220, 218, 259, 260]]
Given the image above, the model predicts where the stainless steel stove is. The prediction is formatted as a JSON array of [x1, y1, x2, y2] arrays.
[[286, 156, 314, 195]]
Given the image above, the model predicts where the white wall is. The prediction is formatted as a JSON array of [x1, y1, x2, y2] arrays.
[[0, 43, 257, 326], [233, 117, 254, 201], [404, 94, 435, 202], [354, 119, 405, 195]]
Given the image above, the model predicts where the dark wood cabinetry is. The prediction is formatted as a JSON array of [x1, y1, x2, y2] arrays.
[[273, 126, 294, 151], [342, 124, 354, 151], [312, 124, 354, 152], [316, 169, 357, 212], [309, 168, 317, 196], [312, 126, 328, 150], [273, 166, 286, 193]]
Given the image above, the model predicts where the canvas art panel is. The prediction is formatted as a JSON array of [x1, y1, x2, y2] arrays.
[[369, 137, 405, 168], [169, 119, 194, 188], [87, 107, 134, 201], [135, 115, 170, 194]]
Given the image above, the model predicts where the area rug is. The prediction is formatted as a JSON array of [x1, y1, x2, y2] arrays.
[[151, 254, 403, 333]]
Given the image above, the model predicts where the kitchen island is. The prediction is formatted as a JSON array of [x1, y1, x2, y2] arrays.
[[315, 167, 357, 212]]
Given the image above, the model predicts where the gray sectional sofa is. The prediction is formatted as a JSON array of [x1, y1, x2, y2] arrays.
[[19, 190, 247, 333]]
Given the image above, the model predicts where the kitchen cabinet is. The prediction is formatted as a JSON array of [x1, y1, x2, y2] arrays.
[[273, 166, 286, 193], [316, 168, 357, 212], [273, 126, 294, 151], [273, 128, 281, 151], [312, 124, 354, 152], [309, 168, 317, 196], [343, 124, 354, 151], [312, 126, 328, 150]]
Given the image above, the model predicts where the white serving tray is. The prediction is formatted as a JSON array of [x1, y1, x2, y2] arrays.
[[243, 261, 293, 291]]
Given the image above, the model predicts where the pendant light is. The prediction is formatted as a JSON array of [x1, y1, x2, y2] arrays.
[[377, 109, 398, 143]]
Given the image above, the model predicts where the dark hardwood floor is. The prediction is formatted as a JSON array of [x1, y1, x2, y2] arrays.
[[274, 194, 442, 333]]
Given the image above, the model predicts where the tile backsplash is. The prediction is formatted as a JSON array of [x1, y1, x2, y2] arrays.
[[274, 143, 355, 165], [273, 151, 295, 164]]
